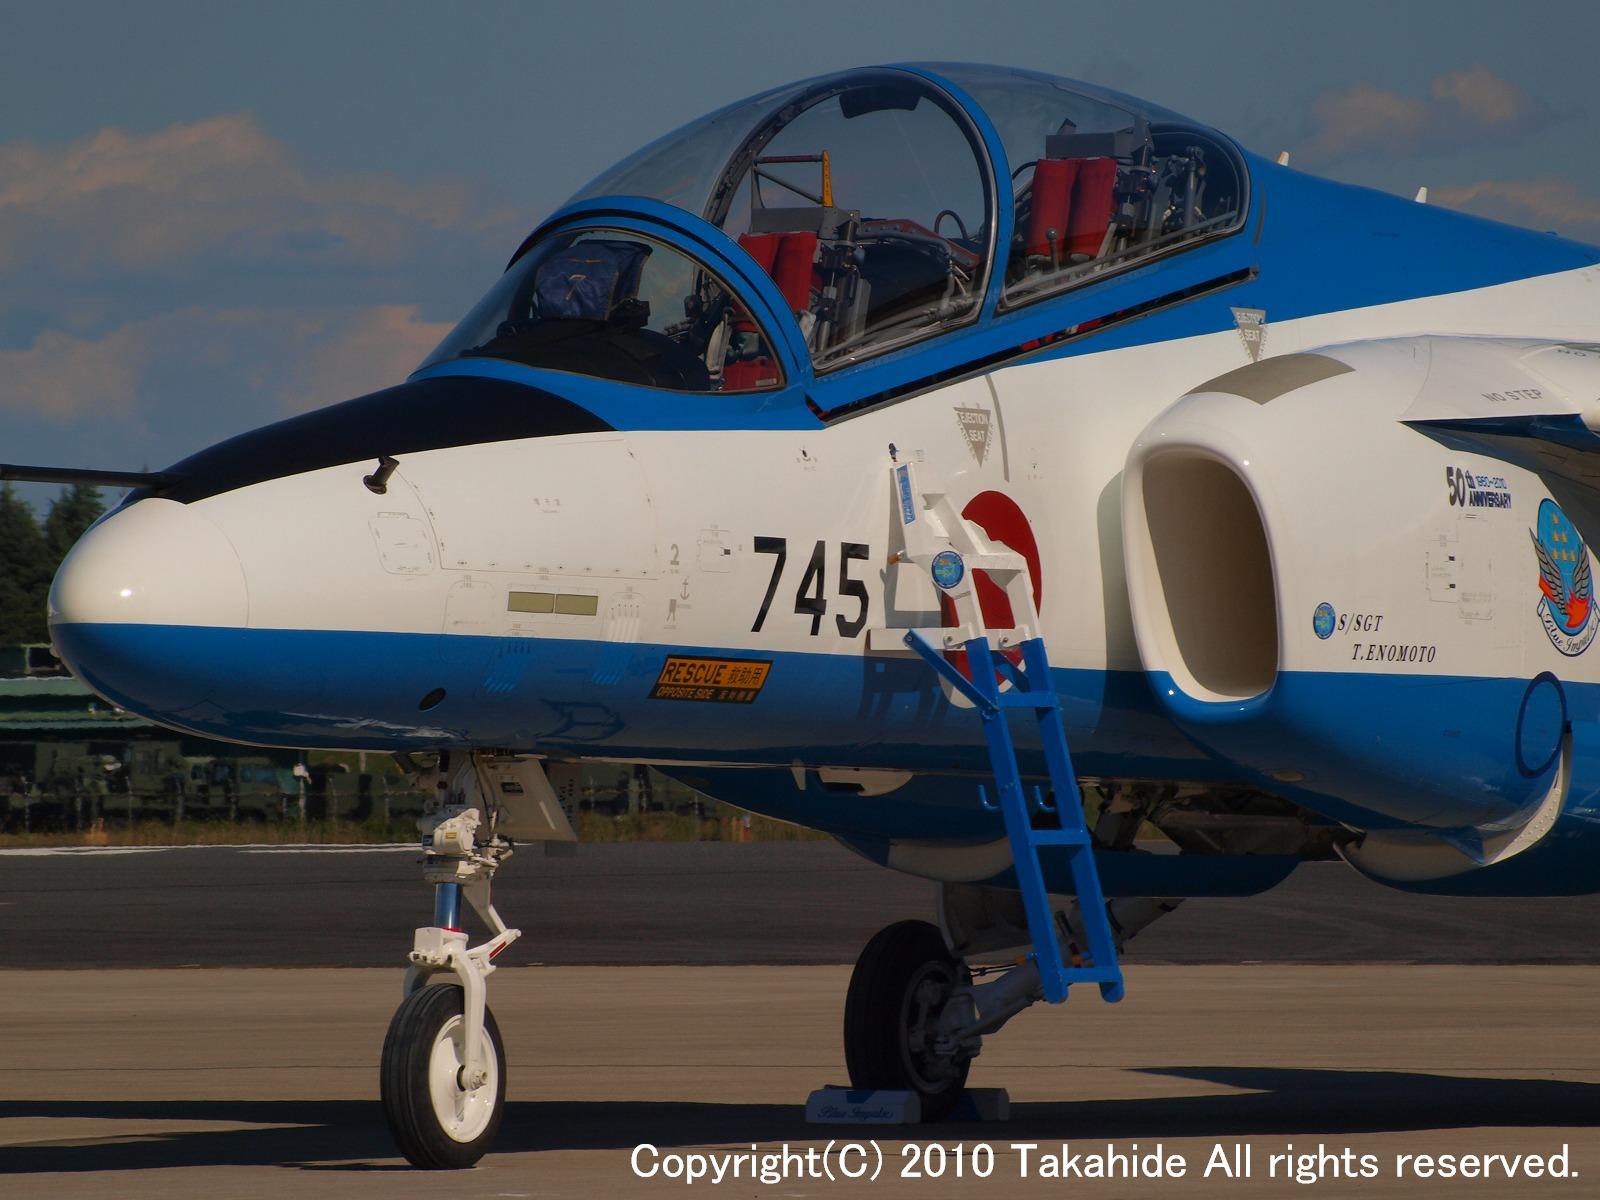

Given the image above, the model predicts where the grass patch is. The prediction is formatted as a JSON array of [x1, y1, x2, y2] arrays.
[[1, 810, 829, 848], [0, 818, 419, 848], [576, 811, 828, 843]]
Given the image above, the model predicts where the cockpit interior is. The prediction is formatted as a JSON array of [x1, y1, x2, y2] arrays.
[[421, 65, 1248, 393]]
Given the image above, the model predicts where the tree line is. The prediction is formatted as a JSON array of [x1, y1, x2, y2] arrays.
[[0, 483, 106, 645]]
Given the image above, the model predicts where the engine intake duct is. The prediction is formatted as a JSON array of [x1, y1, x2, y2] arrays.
[[1135, 450, 1278, 703]]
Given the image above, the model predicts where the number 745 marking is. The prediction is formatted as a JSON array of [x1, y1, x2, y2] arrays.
[[751, 537, 869, 637]]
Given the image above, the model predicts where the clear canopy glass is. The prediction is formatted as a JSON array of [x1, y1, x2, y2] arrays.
[[572, 68, 994, 369], [929, 65, 1247, 305], [424, 66, 1247, 390], [420, 228, 784, 392]]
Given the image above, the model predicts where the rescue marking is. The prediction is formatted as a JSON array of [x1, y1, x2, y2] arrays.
[[649, 656, 773, 704]]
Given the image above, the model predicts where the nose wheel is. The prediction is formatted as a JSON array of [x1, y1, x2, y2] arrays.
[[844, 920, 973, 1120], [381, 983, 507, 1169]]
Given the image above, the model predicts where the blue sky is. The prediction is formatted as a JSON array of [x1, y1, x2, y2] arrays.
[[3, 0, 1597, 504]]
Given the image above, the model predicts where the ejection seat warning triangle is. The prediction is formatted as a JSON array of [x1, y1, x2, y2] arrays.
[[1232, 307, 1266, 361]]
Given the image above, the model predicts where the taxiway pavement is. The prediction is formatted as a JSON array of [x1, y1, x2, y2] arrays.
[[2, 964, 1595, 1198], [2, 844, 1597, 1197], [1, 841, 1596, 967]]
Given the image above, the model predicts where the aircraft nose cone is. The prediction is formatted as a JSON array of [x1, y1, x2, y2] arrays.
[[50, 499, 248, 714], [50, 498, 248, 627]]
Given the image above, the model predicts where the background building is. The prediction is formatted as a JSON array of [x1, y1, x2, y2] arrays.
[[0, 644, 713, 834]]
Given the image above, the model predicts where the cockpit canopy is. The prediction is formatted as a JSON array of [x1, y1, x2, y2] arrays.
[[575, 68, 995, 371], [423, 64, 1247, 391]]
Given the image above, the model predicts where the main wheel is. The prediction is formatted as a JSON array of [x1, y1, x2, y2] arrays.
[[380, 982, 506, 1168], [844, 919, 972, 1120]]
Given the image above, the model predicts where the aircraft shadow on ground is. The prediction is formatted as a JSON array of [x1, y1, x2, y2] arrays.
[[2, 1067, 1595, 1173]]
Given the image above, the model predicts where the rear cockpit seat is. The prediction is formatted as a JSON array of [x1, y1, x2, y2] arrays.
[[1024, 156, 1116, 268]]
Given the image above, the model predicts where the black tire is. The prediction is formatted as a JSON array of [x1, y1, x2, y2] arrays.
[[844, 919, 972, 1120], [380, 982, 506, 1169]]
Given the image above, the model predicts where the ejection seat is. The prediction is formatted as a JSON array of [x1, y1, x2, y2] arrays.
[[473, 237, 712, 390], [728, 231, 816, 388], [1025, 156, 1117, 269]]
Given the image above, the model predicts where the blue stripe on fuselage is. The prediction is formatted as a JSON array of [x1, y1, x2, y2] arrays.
[[51, 620, 1594, 839]]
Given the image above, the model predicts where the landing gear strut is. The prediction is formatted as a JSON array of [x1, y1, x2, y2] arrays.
[[381, 756, 523, 1169]]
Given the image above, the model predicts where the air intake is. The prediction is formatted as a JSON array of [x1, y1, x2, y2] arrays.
[[1138, 452, 1278, 702]]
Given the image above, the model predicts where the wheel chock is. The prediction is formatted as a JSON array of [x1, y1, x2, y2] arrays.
[[805, 1088, 921, 1124]]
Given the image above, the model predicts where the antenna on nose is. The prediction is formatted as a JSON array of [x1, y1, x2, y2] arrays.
[[363, 456, 399, 495]]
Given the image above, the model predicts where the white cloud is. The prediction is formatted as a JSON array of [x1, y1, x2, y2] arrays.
[[283, 305, 454, 415], [0, 325, 148, 423], [1429, 65, 1534, 128], [1304, 84, 1430, 162], [1301, 67, 1553, 165], [1431, 177, 1600, 243], [0, 114, 520, 275], [0, 304, 453, 456], [0, 114, 519, 469]]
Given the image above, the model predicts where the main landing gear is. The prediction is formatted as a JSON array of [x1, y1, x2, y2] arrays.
[[844, 888, 1182, 1118], [380, 755, 526, 1169], [844, 920, 973, 1119], [843, 914, 1051, 1120]]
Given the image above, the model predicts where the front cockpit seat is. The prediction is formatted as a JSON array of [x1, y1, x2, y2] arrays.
[[737, 231, 819, 315], [726, 231, 820, 388], [471, 239, 711, 389], [534, 240, 651, 321]]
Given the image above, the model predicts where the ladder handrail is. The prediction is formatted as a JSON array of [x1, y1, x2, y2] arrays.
[[903, 629, 999, 712]]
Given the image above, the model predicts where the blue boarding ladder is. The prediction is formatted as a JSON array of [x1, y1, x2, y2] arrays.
[[887, 451, 1123, 1005]]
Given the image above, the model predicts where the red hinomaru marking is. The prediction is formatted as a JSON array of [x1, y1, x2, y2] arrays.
[[940, 490, 1043, 682]]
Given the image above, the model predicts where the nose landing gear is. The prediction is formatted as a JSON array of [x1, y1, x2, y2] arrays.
[[380, 758, 526, 1169]]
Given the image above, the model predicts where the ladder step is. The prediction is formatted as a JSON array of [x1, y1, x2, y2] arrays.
[[1029, 828, 1090, 847], [1048, 965, 1124, 987]]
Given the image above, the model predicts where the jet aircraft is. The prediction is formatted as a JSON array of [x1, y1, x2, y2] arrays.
[[10, 63, 1600, 1168]]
